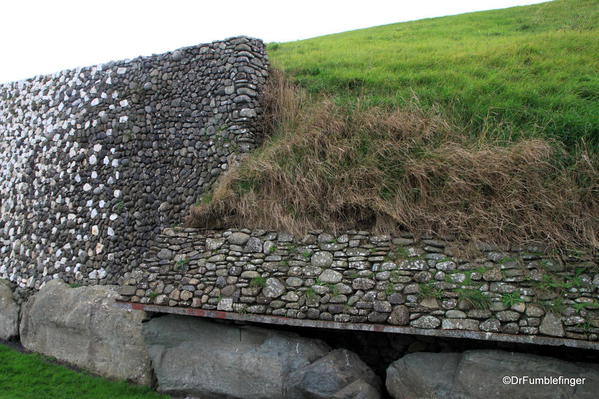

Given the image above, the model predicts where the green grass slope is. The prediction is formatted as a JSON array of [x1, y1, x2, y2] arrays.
[[190, 0, 598, 248], [268, 0, 598, 148], [0, 344, 167, 399]]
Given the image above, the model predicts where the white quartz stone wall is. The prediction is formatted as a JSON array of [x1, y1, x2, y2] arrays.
[[0, 37, 268, 296]]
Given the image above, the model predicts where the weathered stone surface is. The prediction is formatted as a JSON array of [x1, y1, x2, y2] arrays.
[[480, 318, 501, 332], [373, 300, 392, 313], [410, 315, 440, 329], [143, 315, 331, 398], [20, 280, 151, 385], [386, 350, 599, 399], [420, 297, 439, 309], [217, 297, 233, 311], [244, 237, 263, 253], [368, 312, 389, 323], [436, 261, 456, 271], [118, 285, 137, 296], [441, 318, 479, 330], [352, 278, 376, 290], [399, 259, 427, 271], [263, 278, 286, 298], [206, 238, 225, 251], [286, 349, 381, 399], [387, 352, 459, 399], [496, 310, 520, 322], [0, 280, 18, 340], [388, 305, 409, 326], [286, 277, 304, 287], [483, 268, 503, 281], [156, 248, 173, 260], [319, 269, 343, 284], [525, 304, 545, 317], [331, 379, 381, 399], [227, 232, 251, 245], [539, 313, 564, 337], [446, 310, 466, 319], [241, 271, 261, 279], [311, 251, 334, 267]]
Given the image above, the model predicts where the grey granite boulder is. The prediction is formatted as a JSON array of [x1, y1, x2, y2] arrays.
[[386, 350, 599, 399], [0, 280, 19, 340], [143, 315, 331, 398], [20, 280, 152, 385], [144, 315, 381, 398], [286, 348, 381, 398]]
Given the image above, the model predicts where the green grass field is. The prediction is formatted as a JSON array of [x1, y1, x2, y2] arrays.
[[0, 344, 166, 399], [268, 0, 598, 148]]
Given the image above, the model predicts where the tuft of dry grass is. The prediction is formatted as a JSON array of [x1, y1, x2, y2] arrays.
[[188, 70, 598, 250]]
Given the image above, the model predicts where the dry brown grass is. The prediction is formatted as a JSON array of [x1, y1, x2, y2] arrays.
[[188, 70, 599, 250]]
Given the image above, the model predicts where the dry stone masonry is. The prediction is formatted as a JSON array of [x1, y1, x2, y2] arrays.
[[121, 228, 599, 344], [0, 37, 268, 297]]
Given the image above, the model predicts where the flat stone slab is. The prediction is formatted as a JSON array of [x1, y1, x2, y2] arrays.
[[116, 302, 599, 351]]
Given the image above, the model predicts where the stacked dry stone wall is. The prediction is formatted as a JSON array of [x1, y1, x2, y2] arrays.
[[121, 228, 599, 343], [0, 37, 268, 298]]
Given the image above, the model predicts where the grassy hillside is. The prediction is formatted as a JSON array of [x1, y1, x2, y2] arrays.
[[190, 0, 598, 249], [268, 0, 598, 148]]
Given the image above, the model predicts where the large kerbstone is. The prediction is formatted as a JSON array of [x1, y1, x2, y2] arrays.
[[286, 348, 381, 399], [386, 350, 599, 399], [145, 316, 380, 398], [20, 280, 152, 385], [0, 280, 19, 340], [143, 315, 332, 398]]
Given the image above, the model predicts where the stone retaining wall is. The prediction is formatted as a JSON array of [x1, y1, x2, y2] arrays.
[[120, 228, 599, 343], [0, 37, 268, 295]]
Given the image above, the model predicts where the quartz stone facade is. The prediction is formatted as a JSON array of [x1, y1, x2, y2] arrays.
[[0, 37, 268, 297]]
